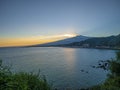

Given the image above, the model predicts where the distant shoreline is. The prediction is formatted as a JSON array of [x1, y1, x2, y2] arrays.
[[62, 46, 120, 50], [27, 45, 120, 50], [0, 46, 120, 50]]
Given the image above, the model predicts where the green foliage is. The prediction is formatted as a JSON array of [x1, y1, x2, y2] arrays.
[[0, 60, 51, 90], [109, 61, 120, 76], [104, 76, 120, 88], [116, 51, 120, 60]]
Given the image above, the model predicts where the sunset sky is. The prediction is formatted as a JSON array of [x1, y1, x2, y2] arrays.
[[0, 0, 120, 47]]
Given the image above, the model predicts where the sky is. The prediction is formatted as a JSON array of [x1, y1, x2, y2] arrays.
[[0, 0, 120, 47]]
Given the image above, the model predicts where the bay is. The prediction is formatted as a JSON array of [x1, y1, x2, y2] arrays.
[[0, 47, 117, 89]]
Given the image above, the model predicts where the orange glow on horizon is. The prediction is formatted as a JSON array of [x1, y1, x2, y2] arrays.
[[0, 38, 60, 47], [0, 33, 77, 47]]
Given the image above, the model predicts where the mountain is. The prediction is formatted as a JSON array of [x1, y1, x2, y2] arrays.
[[31, 35, 90, 47], [67, 34, 120, 48]]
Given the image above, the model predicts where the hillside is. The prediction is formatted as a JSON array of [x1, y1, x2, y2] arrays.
[[67, 34, 120, 48], [31, 35, 90, 47]]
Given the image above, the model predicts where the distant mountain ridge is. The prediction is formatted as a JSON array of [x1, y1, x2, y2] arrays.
[[29, 34, 120, 49], [67, 34, 120, 48], [31, 35, 90, 47]]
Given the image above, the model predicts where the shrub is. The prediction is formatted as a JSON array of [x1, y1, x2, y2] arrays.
[[0, 59, 51, 90]]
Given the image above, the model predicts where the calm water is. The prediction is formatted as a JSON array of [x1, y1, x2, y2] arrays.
[[0, 47, 117, 89]]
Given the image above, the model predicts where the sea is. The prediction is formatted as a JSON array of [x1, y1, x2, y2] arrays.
[[0, 47, 117, 89]]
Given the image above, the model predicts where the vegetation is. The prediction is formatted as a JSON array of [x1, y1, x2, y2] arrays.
[[89, 51, 120, 90], [0, 60, 51, 90]]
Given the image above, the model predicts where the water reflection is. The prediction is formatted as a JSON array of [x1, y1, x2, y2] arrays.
[[63, 47, 75, 65], [62, 48, 76, 84]]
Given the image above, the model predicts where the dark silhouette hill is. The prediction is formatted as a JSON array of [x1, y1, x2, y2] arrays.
[[67, 34, 120, 48]]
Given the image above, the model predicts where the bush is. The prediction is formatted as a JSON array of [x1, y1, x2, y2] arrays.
[[0, 60, 51, 90]]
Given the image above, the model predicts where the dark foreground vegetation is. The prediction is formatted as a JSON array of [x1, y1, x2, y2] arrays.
[[0, 60, 51, 90], [0, 51, 120, 90]]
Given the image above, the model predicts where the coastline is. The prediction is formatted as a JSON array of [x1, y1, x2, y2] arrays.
[[0, 46, 120, 51]]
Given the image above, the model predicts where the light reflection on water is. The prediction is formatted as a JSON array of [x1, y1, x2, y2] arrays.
[[0, 47, 116, 89], [63, 48, 75, 70]]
